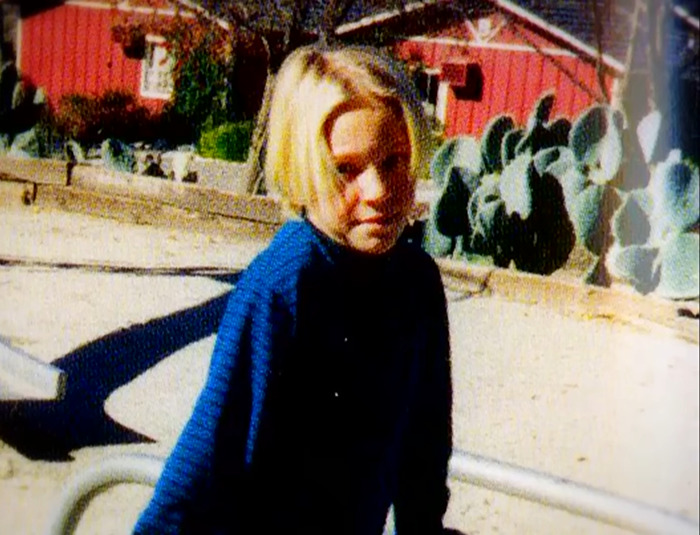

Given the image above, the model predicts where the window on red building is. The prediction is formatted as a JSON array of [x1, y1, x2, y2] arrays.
[[140, 36, 174, 99], [414, 68, 440, 119]]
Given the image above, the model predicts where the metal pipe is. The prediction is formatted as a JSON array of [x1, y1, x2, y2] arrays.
[[46, 451, 699, 535], [46, 454, 164, 535], [448, 451, 699, 535], [0, 336, 66, 401]]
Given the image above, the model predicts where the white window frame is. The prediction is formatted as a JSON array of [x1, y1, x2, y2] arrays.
[[140, 35, 174, 100], [436, 80, 448, 125], [415, 67, 441, 120]]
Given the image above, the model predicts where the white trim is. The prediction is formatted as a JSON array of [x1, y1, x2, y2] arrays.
[[25, 0, 232, 38], [407, 35, 578, 58], [436, 80, 448, 124], [64, 1, 114, 9], [465, 20, 483, 43], [64, 0, 195, 19], [466, 16, 506, 44], [146, 34, 166, 44], [493, 0, 625, 72], [170, 0, 230, 30], [609, 77, 623, 113]]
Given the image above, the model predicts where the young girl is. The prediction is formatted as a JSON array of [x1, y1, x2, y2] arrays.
[[134, 45, 453, 535]]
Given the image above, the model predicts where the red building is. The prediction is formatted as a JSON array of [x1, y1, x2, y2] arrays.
[[12, 0, 186, 113], [355, 1, 624, 138], [7, 0, 623, 128], [339, 0, 697, 144], [6, 0, 697, 148]]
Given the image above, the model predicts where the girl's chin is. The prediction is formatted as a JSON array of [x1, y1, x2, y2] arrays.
[[347, 223, 404, 254]]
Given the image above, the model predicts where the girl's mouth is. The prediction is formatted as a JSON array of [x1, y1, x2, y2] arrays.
[[360, 212, 402, 225]]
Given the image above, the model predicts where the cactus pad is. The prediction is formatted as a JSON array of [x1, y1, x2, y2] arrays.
[[649, 157, 699, 235], [655, 232, 700, 299], [481, 115, 515, 173], [607, 244, 660, 294], [612, 189, 652, 247], [499, 153, 534, 219], [570, 105, 624, 185]]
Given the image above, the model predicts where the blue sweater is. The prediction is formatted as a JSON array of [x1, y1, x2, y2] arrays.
[[134, 219, 453, 534]]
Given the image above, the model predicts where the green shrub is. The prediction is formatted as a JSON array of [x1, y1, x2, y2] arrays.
[[168, 37, 238, 143], [197, 121, 253, 162], [55, 94, 99, 144]]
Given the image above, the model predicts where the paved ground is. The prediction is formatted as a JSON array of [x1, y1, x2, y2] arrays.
[[0, 204, 697, 534]]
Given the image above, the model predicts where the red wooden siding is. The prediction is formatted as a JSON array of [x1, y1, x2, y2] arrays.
[[395, 15, 618, 139], [19, 4, 166, 113]]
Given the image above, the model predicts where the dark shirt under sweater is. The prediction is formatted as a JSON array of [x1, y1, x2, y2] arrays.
[[134, 218, 453, 535]]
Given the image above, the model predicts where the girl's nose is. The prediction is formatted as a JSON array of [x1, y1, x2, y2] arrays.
[[358, 166, 389, 202]]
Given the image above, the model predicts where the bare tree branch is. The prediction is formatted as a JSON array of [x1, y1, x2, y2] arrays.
[[590, 0, 610, 103], [616, 0, 643, 107], [646, 0, 670, 112]]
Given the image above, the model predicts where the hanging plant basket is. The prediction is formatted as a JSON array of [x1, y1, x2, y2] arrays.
[[111, 24, 147, 60]]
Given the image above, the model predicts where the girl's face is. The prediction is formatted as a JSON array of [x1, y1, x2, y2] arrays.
[[308, 103, 415, 255]]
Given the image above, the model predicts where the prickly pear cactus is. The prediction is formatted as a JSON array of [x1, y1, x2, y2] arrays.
[[425, 135, 482, 257], [65, 139, 86, 163], [0, 61, 19, 123], [569, 105, 624, 185], [501, 128, 524, 168], [422, 94, 698, 298], [423, 204, 455, 258], [612, 189, 652, 247], [540, 103, 626, 285], [648, 151, 700, 238], [605, 112, 700, 299], [481, 115, 515, 174], [102, 138, 136, 173], [526, 91, 556, 131], [8, 127, 39, 158], [655, 233, 700, 299], [515, 92, 559, 156], [0, 64, 47, 138], [429, 135, 481, 188], [433, 167, 473, 253], [425, 90, 576, 274], [607, 244, 660, 294], [467, 175, 510, 267]]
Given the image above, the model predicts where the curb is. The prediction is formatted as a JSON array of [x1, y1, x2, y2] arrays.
[[437, 258, 699, 345]]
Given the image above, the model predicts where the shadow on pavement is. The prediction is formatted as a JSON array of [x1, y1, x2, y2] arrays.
[[0, 271, 241, 461]]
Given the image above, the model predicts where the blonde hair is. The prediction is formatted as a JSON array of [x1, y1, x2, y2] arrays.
[[264, 45, 429, 217]]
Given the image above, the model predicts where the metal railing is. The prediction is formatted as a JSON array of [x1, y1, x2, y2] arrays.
[[0, 336, 66, 401], [47, 454, 163, 535], [448, 452, 699, 535], [46, 450, 700, 535]]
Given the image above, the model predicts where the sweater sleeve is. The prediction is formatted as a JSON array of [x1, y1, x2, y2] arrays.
[[133, 266, 294, 534], [393, 262, 453, 535]]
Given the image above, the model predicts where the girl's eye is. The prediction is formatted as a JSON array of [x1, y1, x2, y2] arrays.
[[336, 162, 360, 177]]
